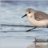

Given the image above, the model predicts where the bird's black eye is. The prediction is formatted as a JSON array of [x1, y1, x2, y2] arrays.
[[29, 12, 31, 13]]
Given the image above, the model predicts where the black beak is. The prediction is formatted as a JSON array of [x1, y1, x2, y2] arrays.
[[22, 14, 27, 18]]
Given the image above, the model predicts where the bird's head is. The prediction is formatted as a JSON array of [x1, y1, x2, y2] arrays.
[[22, 8, 35, 18]]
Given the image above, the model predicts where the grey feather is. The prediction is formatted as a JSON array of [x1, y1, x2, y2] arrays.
[[34, 11, 48, 21]]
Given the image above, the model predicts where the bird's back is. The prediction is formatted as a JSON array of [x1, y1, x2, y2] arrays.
[[34, 11, 48, 21]]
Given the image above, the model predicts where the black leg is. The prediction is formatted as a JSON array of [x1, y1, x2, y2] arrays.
[[26, 26, 37, 32], [46, 26, 48, 28]]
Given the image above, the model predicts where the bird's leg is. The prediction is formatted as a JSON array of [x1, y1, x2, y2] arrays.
[[26, 26, 37, 32], [46, 26, 48, 28]]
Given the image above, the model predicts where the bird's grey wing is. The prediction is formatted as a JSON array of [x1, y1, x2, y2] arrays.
[[34, 11, 48, 21]]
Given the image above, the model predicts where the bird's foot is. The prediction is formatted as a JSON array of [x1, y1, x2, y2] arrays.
[[46, 26, 48, 28], [26, 27, 37, 32]]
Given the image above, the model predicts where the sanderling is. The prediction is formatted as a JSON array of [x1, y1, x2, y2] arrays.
[[22, 8, 48, 32]]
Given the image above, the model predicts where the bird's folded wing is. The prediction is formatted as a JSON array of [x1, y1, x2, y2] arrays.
[[34, 11, 48, 21]]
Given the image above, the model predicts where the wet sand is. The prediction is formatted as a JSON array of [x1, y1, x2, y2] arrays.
[[27, 42, 48, 48]]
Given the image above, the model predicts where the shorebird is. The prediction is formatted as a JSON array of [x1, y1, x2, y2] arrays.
[[21, 8, 48, 32]]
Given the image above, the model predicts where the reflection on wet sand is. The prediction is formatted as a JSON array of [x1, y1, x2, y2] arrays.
[[27, 38, 48, 48]]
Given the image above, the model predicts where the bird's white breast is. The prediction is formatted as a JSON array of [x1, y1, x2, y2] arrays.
[[27, 14, 48, 27]]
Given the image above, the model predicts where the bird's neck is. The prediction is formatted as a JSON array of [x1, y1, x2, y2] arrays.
[[27, 12, 35, 19]]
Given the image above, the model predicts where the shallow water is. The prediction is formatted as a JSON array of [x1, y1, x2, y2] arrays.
[[0, 27, 48, 48]]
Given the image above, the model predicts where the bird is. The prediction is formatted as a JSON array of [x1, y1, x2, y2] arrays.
[[21, 8, 48, 32]]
